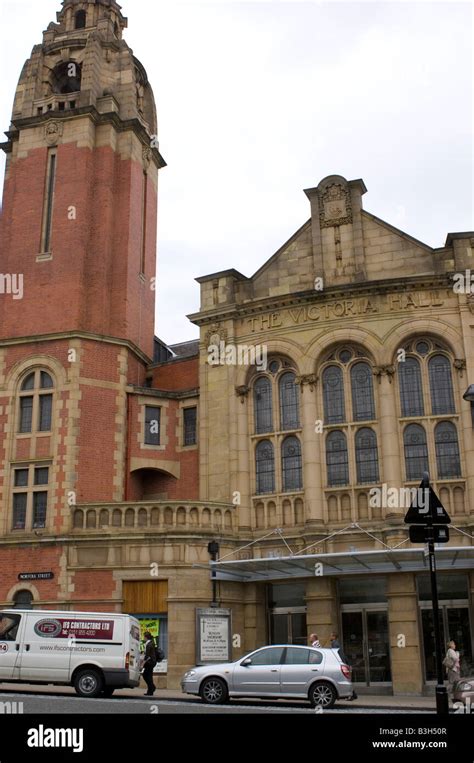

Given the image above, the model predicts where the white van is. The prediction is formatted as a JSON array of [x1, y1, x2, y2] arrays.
[[0, 609, 141, 698]]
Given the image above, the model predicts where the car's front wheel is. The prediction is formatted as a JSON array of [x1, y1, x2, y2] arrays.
[[309, 681, 337, 709], [200, 677, 229, 705]]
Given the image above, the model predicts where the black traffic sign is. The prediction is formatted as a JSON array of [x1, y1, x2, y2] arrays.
[[404, 481, 451, 526], [409, 525, 450, 544]]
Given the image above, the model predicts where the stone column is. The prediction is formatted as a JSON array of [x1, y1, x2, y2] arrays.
[[243, 583, 266, 653], [235, 386, 251, 530], [387, 573, 423, 695], [375, 367, 403, 518], [298, 376, 324, 522], [305, 577, 338, 646]]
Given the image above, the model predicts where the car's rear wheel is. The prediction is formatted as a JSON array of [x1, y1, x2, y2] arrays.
[[309, 681, 337, 709], [73, 668, 104, 698], [200, 677, 228, 705]]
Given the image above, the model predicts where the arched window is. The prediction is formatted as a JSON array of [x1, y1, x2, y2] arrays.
[[323, 366, 345, 424], [279, 372, 300, 431], [403, 424, 429, 480], [429, 355, 455, 415], [256, 441, 275, 495], [355, 428, 379, 484], [326, 431, 349, 486], [281, 436, 302, 492], [13, 590, 33, 610], [254, 377, 273, 434], [351, 362, 375, 421], [52, 61, 82, 94], [399, 357, 424, 417], [435, 422, 461, 478], [75, 10, 86, 29], [19, 370, 54, 433]]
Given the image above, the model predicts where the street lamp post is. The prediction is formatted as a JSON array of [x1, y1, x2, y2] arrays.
[[207, 540, 220, 607], [405, 472, 450, 715]]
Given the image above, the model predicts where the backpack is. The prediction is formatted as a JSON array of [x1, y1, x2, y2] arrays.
[[156, 647, 165, 663]]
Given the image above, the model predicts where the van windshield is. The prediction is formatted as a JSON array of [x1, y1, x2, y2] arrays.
[[0, 614, 21, 641]]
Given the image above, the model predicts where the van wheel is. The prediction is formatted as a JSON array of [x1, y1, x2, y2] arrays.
[[74, 669, 104, 698], [309, 681, 337, 709], [200, 677, 228, 705]]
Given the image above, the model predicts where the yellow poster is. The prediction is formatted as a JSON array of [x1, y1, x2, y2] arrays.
[[139, 619, 160, 644]]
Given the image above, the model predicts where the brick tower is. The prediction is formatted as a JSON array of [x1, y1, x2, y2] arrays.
[[0, 0, 165, 357], [0, 0, 169, 529]]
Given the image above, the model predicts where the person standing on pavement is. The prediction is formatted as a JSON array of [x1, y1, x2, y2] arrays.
[[142, 631, 157, 696], [330, 633, 340, 648], [444, 639, 461, 695], [309, 633, 321, 647]]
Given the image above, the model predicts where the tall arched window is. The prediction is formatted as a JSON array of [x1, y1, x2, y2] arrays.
[[256, 440, 275, 495], [435, 422, 461, 478], [323, 366, 345, 424], [75, 10, 86, 29], [19, 370, 54, 433], [351, 362, 375, 421], [254, 377, 273, 434], [279, 372, 300, 431], [404, 424, 429, 480], [355, 428, 379, 484], [399, 357, 424, 417], [326, 431, 349, 486], [429, 355, 455, 415], [281, 436, 302, 492]]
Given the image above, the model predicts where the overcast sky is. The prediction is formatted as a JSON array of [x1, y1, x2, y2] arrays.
[[0, 0, 472, 344]]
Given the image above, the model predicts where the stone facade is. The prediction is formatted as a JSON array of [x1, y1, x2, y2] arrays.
[[0, 2, 472, 695]]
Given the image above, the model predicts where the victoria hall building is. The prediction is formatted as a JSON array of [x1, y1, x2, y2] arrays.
[[0, 0, 473, 695]]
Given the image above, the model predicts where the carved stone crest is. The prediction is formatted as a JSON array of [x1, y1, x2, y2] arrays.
[[44, 120, 63, 146], [204, 323, 228, 349], [319, 183, 352, 228], [454, 359, 466, 377]]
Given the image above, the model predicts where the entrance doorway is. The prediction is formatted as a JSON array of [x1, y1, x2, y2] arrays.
[[270, 608, 307, 645], [267, 583, 307, 645], [420, 606, 473, 681], [341, 608, 392, 686]]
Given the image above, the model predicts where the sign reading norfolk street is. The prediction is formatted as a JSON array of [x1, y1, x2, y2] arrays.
[[18, 572, 54, 581]]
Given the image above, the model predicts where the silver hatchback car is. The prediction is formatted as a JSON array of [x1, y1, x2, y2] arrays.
[[181, 644, 354, 708]]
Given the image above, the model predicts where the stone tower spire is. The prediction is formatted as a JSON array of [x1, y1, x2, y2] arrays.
[[0, 1, 165, 358]]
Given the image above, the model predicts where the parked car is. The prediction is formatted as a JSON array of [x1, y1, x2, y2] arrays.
[[0, 609, 141, 698], [181, 644, 354, 708], [453, 675, 474, 708]]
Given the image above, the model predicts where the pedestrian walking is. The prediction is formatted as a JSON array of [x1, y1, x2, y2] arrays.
[[330, 632, 340, 649], [443, 639, 461, 695], [142, 631, 157, 696], [309, 633, 321, 647]]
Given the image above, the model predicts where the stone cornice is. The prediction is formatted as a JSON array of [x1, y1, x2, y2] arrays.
[[129, 386, 199, 400], [2, 108, 166, 168], [189, 273, 455, 327], [0, 330, 152, 365]]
